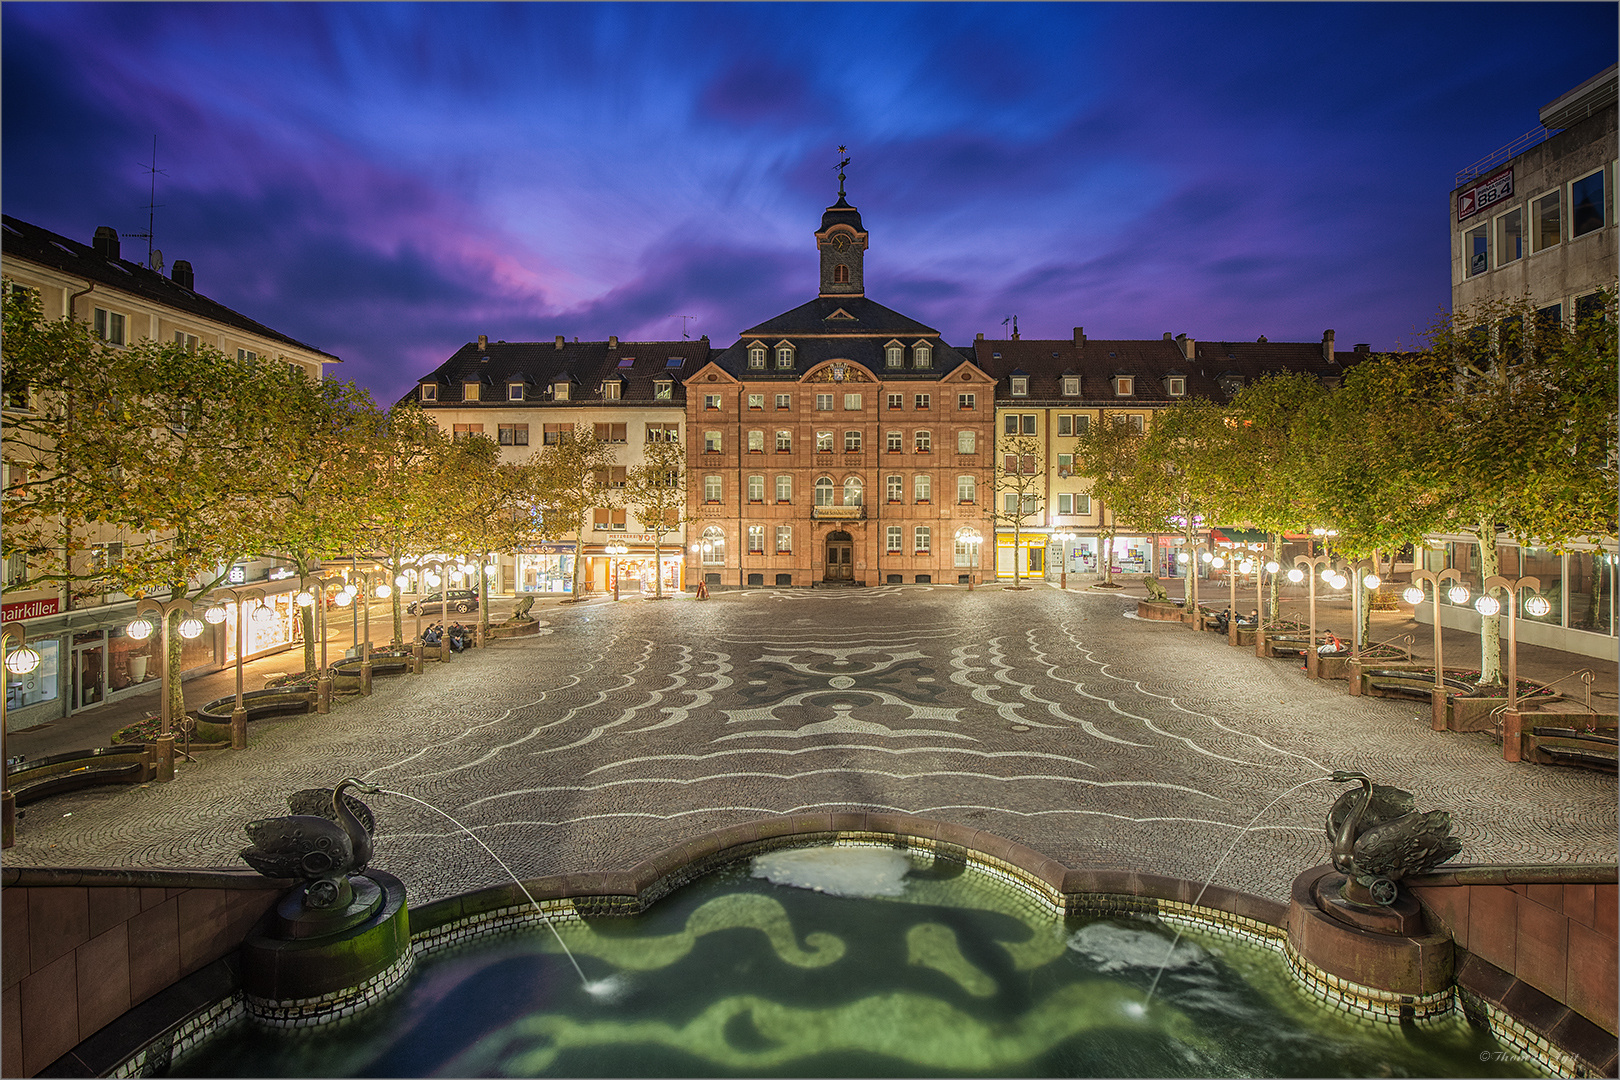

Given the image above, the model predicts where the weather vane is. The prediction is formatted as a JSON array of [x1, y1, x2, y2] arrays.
[[834, 145, 850, 198]]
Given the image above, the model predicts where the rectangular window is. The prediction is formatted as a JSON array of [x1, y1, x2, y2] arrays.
[[705, 430, 722, 452], [420, 383, 438, 402], [704, 394, 722, 410], [776, 526, 792, 553], [646, 423, 680, 442], [1057, 415, 1072, 436], [887, 526, 902, 553], [775, 474, 792, 502], [914, 526, 931, 553], [508, 382, 525, 401], [747, 525, 765, 554], [1004, 414, 1019, 435], [777, 347, 794, 369], [887, 474, 903, 501], [816, 393, 834, 411], [914, 474, 932, 502], [451, 423, 484, 440], [816, 430, 834, 452], [1167, 377, 1186, 397], [748, 393, 765, 410], [1114, 376, 1134, 396], [654, 380, 673, 400], [914, 430, 932, 452], [958, 393, 976, 410], [543, 423, 568, 445], [553, 382, 570, 401], [608, 466, 627, 488], [886, 345, 904, 368], [748, 474, 764, 502], [914, 394, 930, 410], [887, 393, 904, 410], [1058, 492, 1072, 515], [464, 382, 482, 402], [705, 475, 722, 502], [593, 423, 628, 443], [93, 308, 126, 345], [237, 348, 258, 363], [1532, 190, 1561, 252], [1062, 376, 1080, 396], [1021, 414, 1036, 435], [1074, 494, 1091, 515], [748, 347, 766, 369], [844, 393, 862, 411], [602, 381, 621, 400], [957, 475, 975, 502], [887, 430, 903, 452], [174, 331, 199, 351], [775, 393, 792, 410], [748, 430, 765, 453], [1011, 376, 1028, 396], [957, 430, 976, 454], [914, 345, 931, 369], [1465, 223, 1490, 276], [1571, 168, 1606, 237], [776, 430, 792, 452], [1495, 207, 1523, 265], [844, 430, 862, 452], [592, 508, 627, 530], [1073, 414, 1090, 435], [497, 423, 530, 446]]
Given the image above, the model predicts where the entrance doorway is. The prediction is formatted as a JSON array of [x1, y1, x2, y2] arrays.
[[825, 531, 854, 581], [72, 642, 105, 712]]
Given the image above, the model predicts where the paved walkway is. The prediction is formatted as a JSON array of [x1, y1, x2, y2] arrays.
[[5, 586, 1614, 907]]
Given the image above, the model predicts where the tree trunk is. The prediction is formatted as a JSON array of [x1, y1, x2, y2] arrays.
[[569, 523, 585, 598], [1476, 522, 1503, 686], [1268, 534, 1283, 622], [477, 553, 490, 642], [1357, 549, 1379, 648], [387, 553, 404, 646], [1012, 521, 1022, 584], [653, 534, 663, 599], [299, 572, 317, 675]]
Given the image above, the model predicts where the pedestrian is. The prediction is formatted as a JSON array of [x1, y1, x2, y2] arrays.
[[696, 580, 709, 600]]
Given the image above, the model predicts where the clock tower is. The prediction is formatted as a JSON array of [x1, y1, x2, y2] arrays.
[[815, 193, 867, 297]]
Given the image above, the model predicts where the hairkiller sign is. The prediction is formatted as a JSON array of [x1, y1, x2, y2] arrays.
[[1458, 168, 1513, 223]]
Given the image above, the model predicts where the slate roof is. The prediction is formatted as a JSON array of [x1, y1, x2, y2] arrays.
[[404, 339, 714, 407], [818, 195, 865, 234], [704, 293, 975, 381], [738, 295, 941, 339], [1, 215, 340, 362], [974, 336, 1364, 404]]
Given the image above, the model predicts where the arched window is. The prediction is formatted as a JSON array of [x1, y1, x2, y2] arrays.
[[776, 344, 795, 369], [886, 343, 904, 368], [843, 476, 863, 506], [748, 345, 765, 369], [815, 476, 835, 506], [701, 526, 726, 565], [913, 343, 932, 369], [833, 264, 850, 284]]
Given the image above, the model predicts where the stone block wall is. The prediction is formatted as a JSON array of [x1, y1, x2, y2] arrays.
[[1, 870, 286, 1077]]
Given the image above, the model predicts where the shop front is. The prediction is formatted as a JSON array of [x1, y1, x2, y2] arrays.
[[583, 537, 684, 595], [994, 530, 1048, 579], [516, 545, 576, 593]]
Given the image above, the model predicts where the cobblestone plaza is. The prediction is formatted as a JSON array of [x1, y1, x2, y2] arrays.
[[7, 588, 1614, 905]]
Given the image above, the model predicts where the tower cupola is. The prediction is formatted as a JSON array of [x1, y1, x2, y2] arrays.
[[815, 150, 867, 297]]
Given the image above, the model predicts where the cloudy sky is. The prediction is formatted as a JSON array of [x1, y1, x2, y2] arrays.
[[4, 3, 1613, 404]]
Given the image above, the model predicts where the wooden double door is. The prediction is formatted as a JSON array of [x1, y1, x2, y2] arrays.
[[825, 534, 854, 581]]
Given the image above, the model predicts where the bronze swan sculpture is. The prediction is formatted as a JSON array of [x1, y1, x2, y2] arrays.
[[1327, 770, 1462, 905], [241, 777, 381, 907]]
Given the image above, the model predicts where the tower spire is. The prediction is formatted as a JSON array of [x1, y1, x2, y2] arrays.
[[834, 145, 850, 199]]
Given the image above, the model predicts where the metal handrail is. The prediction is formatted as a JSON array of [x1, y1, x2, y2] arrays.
[[1456, 126, 1551, 186]]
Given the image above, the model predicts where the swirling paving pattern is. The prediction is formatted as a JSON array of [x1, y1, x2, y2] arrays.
[[9, 588, 1614, 904]]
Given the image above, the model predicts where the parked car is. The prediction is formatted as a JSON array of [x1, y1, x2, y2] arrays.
[[407, 589, 481, 615]]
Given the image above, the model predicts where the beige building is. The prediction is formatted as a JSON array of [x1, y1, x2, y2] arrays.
[[1, 216, 340, 727], [1451, 64, 1617, 324]]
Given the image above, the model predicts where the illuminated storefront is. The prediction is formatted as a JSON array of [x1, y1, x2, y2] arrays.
[[516, 544, 576, 593]]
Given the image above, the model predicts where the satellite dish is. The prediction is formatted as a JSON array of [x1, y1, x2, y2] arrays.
[[151, 249, 164, 272]]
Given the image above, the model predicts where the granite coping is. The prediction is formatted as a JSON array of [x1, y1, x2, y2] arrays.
[[1406, 863, 1620, 888]]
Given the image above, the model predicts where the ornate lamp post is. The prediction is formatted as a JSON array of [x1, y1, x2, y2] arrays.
[[128, 597, 209, 779], [412, 559, 454, 664], [1179, 540, 1216, 625], [1053, 531, 1077, 590], [1290, 554, 1343, 679], [2, 621, 44, 847], [1477, 574, 1545, 761], [1207, 546, 1257, 646], [1403, 568, 1465, 731], [201, 587, 271, 748], [294, 576, 344, 712], [345, 568, 393, 694], [1254, 556, 1281, 657]]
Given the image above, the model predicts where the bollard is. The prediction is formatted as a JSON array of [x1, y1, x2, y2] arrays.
[[411, 642, 423, 674], [1305, 647, 1319, 680], [1253, 626, 1267, 659], [1430, 687, 1448, 732], [231, 706, 248, 750], [440, 635, 452, 664], [1, 790, 14, 848], [360, 642, 373, 696], [316, 675, 332, 714], [154, 734, 176, 782], [1347, 658, 1363, 696], [1502, 709, 1523, 762]]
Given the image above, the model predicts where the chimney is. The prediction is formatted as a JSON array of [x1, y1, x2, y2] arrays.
[[1322, 329, 1336, 363], [1163, 332, 1172, 340], [1354, 343, 1371, 354], [1073, 326, 1085, 348], [975, 332, 984, 341], [555, 335, 565, 350], [478, 335, 488, 350], [1175, 334, 1195, 361], [608, 335, 618, 349], [170, 260, 194, 290], [93, 226, 120, 260]]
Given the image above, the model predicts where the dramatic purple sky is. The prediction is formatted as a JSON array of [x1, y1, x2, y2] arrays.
[[4, 4, 1614, 405]]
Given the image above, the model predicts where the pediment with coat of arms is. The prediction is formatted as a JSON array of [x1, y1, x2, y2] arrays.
[[807, 362, 873, 383]]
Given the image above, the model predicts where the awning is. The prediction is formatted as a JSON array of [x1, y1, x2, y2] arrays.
[[1210, 527, 1271, 544]]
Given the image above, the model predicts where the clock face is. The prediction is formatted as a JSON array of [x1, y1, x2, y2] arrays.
[[830, 233, 850, 252]]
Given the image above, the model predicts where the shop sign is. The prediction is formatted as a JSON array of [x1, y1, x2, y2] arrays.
[[523, 544, 576, 554], [2, 597, 59, 621], [1457, 168, 1512, 222], [228, 565, 247, 584]]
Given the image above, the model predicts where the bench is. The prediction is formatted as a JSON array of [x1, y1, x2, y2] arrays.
[[7, 746, 153, 805], [1523, 718, 1619, 773], [197, 687, 315, 724]]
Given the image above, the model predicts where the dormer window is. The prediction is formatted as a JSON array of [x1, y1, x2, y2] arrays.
[[553, 380, 571, 402], [748, 343, 766, 369], [1010, 375, 1028, 397], [885, 341, 904, 368], [913, 342, 932, 369], [654, 378, 673, 400], [1062, 376, 1080, 396], [508, 381, 526, 401], [420, 383, 438, 402], [1218, 374, 1244, 396], [1113, 376, 1133, 397], [1165, 376, 1186, 397], [602, 380, 622, 401], [776, 342, 795, 369], [464, 382, 481, 402]]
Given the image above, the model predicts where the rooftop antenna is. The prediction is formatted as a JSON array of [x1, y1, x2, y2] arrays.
[[668, 314, 696, 340], [1001, 316, 1011, 340], [833, 145, 850, 198], [125, 135, 166, 270]]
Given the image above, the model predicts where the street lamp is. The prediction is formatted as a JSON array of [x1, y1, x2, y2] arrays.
[[411, 558, 454, 665], [1254, 556, 1281, 657], [1403, 567, 1465, 731], [201, 587, 269, 749], [1478, 574, 1544, 758], [1180, 540, 1214, 625], [128, 596, 208, 780], [606, 543, 629, 601], [1345, 560, 1383, 659], [1210, 546, 1256, 647], [2, 621, 43, 847], [294, 575, 344, 712], [1291, 553, 1341, 679], [955, 526, 982, 592], [1054, 531, 1077, 590]]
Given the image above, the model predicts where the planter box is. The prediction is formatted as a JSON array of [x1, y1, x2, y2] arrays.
[[1136, 600, 1192, 624], [486, 621, 542, 639]]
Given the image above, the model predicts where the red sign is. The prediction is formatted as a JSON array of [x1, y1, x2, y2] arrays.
[[2, 596, 60, 622], [1458, 168, 1513, 222]]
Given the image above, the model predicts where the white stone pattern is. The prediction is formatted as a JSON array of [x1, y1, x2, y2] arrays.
[[1282, 939, 1457, 1022], [411, 897, 583, 961], [112, 993, 245, 1077], [244, 949, 415, 1030]]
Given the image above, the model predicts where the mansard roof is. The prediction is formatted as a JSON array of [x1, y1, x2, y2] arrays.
[[403, 338, 714, 407], [739, 295, 940, 339]]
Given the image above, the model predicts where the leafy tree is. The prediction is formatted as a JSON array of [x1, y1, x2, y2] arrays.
[[524, 426, 618, 599], [441, 445, 534, 641], [623, 434, 691, 600], [1134, 399, 1227, 595], [1070, 414, 1162, 587], [988, 434, 1044, 585]]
